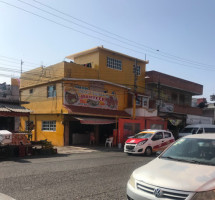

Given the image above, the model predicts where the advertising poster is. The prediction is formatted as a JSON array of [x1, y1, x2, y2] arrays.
[[64, 85, 118, 110]]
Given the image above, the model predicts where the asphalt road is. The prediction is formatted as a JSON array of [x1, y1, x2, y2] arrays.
[[0, 151, 154, 200]]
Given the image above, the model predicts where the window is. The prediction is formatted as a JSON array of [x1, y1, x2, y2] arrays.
[[42, 121, 56, 131], [179, 94, 185, 105], [197, 128, 203, 134], [135, 95, 148, 107], [171, 93, 178, 103], [47, 85, 56, 97], [29, 89, 33, 94], [136, 96, 142, 106], [107, 57, 122, 71], [164, 132, 171, 138], [205, 128, 215, 133], [82, 63, 92, 68], [152, 132, 163, 141], [142, 97, 148, 107], [150, 124, 163, 130], [25, 121, 34, 131], [133, 65, 141, 76]]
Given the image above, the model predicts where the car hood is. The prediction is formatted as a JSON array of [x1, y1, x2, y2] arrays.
[[0, 193, 15, 200], [126, 138, 148, 144], [133, 158, 215, 192]]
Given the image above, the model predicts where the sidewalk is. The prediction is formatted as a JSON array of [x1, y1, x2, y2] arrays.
[[55, 145, 123, 154]]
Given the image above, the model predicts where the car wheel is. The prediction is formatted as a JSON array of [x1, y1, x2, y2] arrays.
[[127, 153, 132, 156], [145, 147, 152, 156]]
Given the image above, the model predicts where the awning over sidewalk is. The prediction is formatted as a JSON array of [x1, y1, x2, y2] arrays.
[[74, 117, 116, 125], [0, 103, 31, 117], [64, 105, 130, 118]]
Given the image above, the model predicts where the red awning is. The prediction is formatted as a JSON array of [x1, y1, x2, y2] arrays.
[[74, 117, 116, 125], [64, 105, 130, 118]]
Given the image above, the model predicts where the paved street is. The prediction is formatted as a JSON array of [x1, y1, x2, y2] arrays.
[[0, 148, 154, 200]]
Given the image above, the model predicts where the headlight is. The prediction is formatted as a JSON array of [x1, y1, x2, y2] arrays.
[[128, 173, 136, 188], [192, 190, 215, 200], [137, 140, 147, 146]]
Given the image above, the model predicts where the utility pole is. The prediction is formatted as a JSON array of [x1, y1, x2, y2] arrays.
[[21, 59, 24, 74], [157, 77, 161, 117], [132, 59, 138, 119]]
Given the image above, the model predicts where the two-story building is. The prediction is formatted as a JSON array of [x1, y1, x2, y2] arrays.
[[19, 61, 134, 146], [145, 70, 204, 138]]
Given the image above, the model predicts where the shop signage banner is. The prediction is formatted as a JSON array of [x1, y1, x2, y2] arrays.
[[169, 119, 182, 126], [187, 114, 213, 125], [64, 86, 118, 110], [159, 102, 174, 113]]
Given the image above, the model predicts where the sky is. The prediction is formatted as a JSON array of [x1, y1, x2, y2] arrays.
[[0, 0, 215, 102]]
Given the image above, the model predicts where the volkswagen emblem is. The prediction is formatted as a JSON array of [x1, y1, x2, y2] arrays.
[[154, 187, 163, 198]]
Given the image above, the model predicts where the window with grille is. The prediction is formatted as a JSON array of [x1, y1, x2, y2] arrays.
[[42, 121, 56, 131], [47, 85, 56, 97], [107, 57, 122, 70], [133, 65, 141, 76]]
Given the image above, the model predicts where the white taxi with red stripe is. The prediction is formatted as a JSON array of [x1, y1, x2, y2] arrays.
[[124, 129, 175, 156]]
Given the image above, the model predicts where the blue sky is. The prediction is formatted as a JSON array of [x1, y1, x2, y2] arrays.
[[0, 0, 214, 101]]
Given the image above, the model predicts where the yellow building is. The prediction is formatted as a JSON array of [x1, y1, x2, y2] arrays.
[[20, 47, 149, 146], [66, 46, 148, 94]]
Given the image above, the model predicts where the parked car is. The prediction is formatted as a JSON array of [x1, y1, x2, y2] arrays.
[[124, 129, 175, 156], [127, 134, 215, 200], [179, 124, 215, 138]]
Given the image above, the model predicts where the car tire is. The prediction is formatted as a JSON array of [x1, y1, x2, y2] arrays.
[[127, 153, 132, 156], [145, 147, 152, 156]]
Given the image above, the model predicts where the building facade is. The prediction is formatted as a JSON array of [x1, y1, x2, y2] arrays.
[[20, 48, 171, 146], [0, 80, 30, 132], [66, 46, 149, 94], [145, 70, 204, 137], [20, 63, 131, 146]]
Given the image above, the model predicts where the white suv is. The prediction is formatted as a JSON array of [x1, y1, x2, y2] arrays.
[[124, 129, 175, 156]]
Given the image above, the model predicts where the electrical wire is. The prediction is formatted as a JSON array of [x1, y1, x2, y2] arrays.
[[32, 0, 215, 69], [0, 54, 40, 67], [1, 0, 214, 71]]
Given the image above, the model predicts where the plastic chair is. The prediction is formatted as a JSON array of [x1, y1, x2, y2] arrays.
[[105, 137, 113, 147]]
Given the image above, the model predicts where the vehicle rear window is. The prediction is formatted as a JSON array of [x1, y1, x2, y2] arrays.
[[204, 128, 215, 133], [133, 133, 152, 139]]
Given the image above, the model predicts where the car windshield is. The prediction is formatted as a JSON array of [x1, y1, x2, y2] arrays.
[[161, 138, 215, 166], [181, 127, 198, 134], [133, 133, 152, 139]]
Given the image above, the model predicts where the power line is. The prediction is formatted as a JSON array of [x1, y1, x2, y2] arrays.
[[1, 0, 214, 72], [0, 54, 40, 66], [31, 0, 215, 69]]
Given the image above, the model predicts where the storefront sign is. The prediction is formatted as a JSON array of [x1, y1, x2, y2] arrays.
[[159, 102, 174, 113], [64, 86, 118, 110], [169, 119, 182, 126], [187, 114, 213, 125]]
